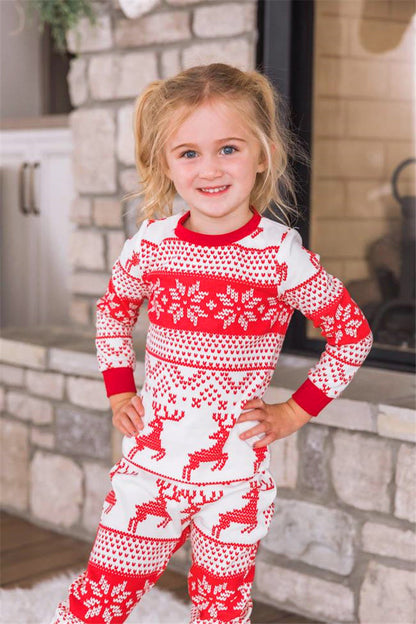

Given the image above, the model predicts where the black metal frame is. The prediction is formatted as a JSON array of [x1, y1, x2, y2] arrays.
[[256, 0, 415, 373]]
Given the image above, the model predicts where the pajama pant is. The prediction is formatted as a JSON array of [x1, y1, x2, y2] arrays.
[[52, 457, 276, 624]]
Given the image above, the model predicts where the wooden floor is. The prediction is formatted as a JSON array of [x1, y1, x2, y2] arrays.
[[0, 511, 315, 623]]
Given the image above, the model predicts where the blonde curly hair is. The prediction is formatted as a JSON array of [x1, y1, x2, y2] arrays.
[[124, 63, 310, 226]]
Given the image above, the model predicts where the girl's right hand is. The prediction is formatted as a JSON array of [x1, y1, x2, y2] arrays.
[[109, 392, 145, 437]]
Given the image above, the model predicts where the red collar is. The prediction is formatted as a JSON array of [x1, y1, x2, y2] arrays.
[[174, 207, 261, 247]]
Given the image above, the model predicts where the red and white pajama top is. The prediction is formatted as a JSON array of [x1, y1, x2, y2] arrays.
[[96, 208, 373, 485]]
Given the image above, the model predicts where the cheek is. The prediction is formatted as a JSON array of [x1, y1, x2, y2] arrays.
[[174, 168, 194, 189], [233, 160, 260, 184], [234, 155, 259, 174], [179, 163, 195, 176], [167, 162, 189, 185]]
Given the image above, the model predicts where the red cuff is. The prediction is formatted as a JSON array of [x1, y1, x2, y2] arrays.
[[102, 367, 137, 397], [291, 378, 333, 417]]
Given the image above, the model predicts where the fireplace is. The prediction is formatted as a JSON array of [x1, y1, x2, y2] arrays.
[[348, 158, 415, 352]]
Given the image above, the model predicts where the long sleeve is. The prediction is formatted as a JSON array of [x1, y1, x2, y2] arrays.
[[96, 219, 150, 397], [277, 228, 373, 416]]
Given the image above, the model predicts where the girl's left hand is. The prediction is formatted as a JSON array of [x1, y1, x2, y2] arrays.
[[236, 397, 313, 448]]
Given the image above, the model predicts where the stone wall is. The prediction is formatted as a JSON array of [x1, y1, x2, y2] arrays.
[[0, 330, 113, 537], [1, 328, 415, 623], [66, 0, 258, 326]]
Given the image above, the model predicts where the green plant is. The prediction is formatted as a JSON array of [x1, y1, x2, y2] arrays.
[[27, 0, 97, 53]]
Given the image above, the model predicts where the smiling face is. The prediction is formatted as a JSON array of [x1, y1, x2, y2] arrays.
[[164, 98, 266, 234]]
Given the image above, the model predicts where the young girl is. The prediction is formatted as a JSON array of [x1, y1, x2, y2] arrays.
[[53, 63, 373, 623]]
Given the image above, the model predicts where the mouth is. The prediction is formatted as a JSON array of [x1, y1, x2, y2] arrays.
[[197, 185, 230, 196]]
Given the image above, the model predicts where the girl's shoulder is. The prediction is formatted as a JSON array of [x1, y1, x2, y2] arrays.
[[138, 212, 181, 243], [257, 213, 298, 247]]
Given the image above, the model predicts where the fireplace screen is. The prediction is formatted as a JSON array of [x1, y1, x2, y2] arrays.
[[308, 0, 416, 361]]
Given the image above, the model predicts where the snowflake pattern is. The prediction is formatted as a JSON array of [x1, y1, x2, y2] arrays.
[[232, 582, 253, 613], [67, 214, 374, 624], [72, 572, 137, 623], [190, 574, 235, 619], [320, 300, 363, 345], [168, 279, 210, 326], [214, 285, 262, 330], [146, 274, 293, 335]]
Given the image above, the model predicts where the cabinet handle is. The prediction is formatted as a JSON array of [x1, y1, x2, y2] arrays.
[[29, 161, 40, 215], [19, 162, 31, 215]]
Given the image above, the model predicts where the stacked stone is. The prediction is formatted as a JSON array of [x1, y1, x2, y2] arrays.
[[1, 332, 415, 622], [252, 387, 416, 624], [66, 0, 258, 325], [0, 332, 143, 537]]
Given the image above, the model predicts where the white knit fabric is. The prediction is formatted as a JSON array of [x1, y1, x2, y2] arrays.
[[96, 210, 373, 485]]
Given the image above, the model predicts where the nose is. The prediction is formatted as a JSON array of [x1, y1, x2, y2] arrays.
[[199, 155, 223, 180]]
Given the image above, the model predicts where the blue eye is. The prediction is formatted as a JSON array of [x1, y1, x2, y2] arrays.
[[179, 145, 238, 158], [221, 145, 237, 155], [181, 150, 197, 159]]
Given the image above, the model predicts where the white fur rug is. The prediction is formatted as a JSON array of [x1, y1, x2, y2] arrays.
[[0, 570, 190, 624]]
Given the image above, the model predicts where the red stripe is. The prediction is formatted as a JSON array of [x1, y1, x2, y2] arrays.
[[146, 273, 291, 335], [291, 378, 333, 416]]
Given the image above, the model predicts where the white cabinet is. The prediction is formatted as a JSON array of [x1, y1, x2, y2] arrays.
[[0, 127, 75, 328]]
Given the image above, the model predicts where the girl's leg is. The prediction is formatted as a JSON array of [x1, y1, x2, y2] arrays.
[[188, 524, 258, 623], [51, 461, 190, 624], [188, 471, 277, 624]]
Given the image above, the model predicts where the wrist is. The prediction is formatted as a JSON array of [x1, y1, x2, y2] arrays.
[[109, 391, 136, 411], [286, 397, 313, 424]]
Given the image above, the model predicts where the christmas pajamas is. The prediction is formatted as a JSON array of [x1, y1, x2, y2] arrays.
[[52, 459, 276, 624], [52, 207, 373, 623]]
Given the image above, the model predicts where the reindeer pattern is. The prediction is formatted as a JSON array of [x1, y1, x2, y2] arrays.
[[106, 462, 276, 544], [211, 476, 275, 539], [182, 410, 235, 481], [126, 400, 185, 463], [122, 353, 271, 484], [105, 452, 276, 543], [128, 479, 180, 532], [127, 479, 225, 533]]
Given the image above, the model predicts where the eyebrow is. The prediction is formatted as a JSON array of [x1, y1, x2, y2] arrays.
[[170, 137, 247, 152]]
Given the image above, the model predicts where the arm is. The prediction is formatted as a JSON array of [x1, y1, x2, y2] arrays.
[[279, 227, 373, 415], [238, 228, 373, 446], [96, 219, 150, 434]]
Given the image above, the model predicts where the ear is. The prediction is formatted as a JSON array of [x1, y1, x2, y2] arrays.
[[256, 153, 267, 174], [257, 141, 275, 173], [257, 160, 267, 174]]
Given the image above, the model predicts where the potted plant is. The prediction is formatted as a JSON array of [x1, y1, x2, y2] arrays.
[[26, 0, 97, 53]]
